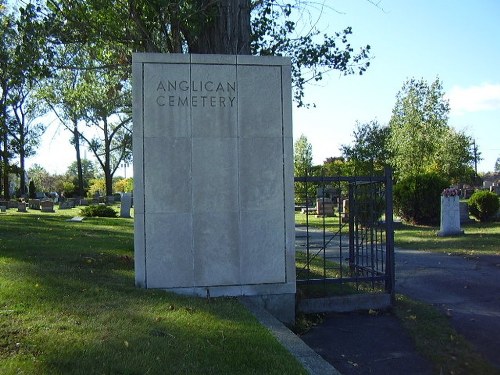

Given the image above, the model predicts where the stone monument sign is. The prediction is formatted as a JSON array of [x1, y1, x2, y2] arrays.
[[132, 54, 295, 317]]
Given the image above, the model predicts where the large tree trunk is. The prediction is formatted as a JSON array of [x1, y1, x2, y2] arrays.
[[190, 0, 251, 55]]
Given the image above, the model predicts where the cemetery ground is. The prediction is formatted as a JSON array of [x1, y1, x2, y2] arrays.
[[1, 208, 498, 374], [0, 208, 306, 375]]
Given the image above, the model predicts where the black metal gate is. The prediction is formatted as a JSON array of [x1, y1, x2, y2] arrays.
[[295, 167, 395, 305]]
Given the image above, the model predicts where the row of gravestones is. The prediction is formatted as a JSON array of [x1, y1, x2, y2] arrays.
[[305, 197, 472, 227], [0, 193, 133, 218]]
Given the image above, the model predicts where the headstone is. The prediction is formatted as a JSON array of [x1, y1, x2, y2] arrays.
[[437, 190, 463, 236], [491, 184, 500, 195], [40, 200, 55, 213], [341, 199, 349, 223], [29, 199, 41, 210], [0, 206, 6, 212], [59, 201, 72, 209], [120, 193, 132, 218], [459, 201, 471, 224], [483, 181, 493, 189], [8, 200, 18, 209], [316, 198, 334, 217], [132, 53, 294, 323], [17, 202, 27, 212]]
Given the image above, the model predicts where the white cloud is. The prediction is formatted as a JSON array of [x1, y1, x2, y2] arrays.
[[447, 83, 500, 115]]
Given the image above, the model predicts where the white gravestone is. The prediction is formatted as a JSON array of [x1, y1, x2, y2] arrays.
[[437, 192, 463, 236], [120, 193, 132, 218], [132, 54, 295, 320]]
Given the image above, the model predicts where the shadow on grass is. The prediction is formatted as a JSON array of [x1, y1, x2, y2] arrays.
[[0, 212, 306, 374]]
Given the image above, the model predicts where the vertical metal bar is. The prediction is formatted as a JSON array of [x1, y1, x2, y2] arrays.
[[305, 171, 310, 285], [384, 167, 395, 303], [338, 179, 343, 280], [348, 181, 355, 273], [321, 174, 326, 285]]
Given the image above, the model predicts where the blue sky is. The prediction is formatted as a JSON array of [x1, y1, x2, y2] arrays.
[[27, 0, 499, 175], [293, 0, 500, 173]]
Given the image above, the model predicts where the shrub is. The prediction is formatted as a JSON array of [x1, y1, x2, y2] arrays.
[[80, 204, 117, 218], [394, 173, 449, 225], [468, 190, 499, 222], [353, 190, 386, 227]]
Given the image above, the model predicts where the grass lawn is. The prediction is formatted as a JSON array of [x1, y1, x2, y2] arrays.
[[0, 208, 306, 374], [294, 212, 342, 232], [395, 221, 500, 256]]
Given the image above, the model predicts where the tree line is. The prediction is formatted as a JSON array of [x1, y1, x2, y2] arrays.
[[0, 0, 372, 199], [295, 77, 482, 224]]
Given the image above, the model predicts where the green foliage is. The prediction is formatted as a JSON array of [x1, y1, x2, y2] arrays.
[[495, 157, 500, 173], [294, 134, 316, 203], [388, 77, 474, 182], [294, 134, 313, 175], [80, 204, 117, 218], [468, 190, 499, 222], [340, 120, 390, 175], [394, 172, 449, 225], [251, 1, 371, 106], [353, 190, 386, 227], [45, 0, 371, 108], [1, 3, 52, 198]]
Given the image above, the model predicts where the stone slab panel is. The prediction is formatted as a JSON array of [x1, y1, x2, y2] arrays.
[[193, 211, 240, 286], [239, 137, 284, 211], [143, 63, 191, 139], [145, 213, 194, 288], [240, 209, 285, 284], [192, 138, 238, 213], [238, 65, 283, 138], [143, 137, 191, 214], [191, 64, 238, 138]]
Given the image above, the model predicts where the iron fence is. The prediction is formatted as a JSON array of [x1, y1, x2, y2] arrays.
[[295, 167, 395, 301]]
